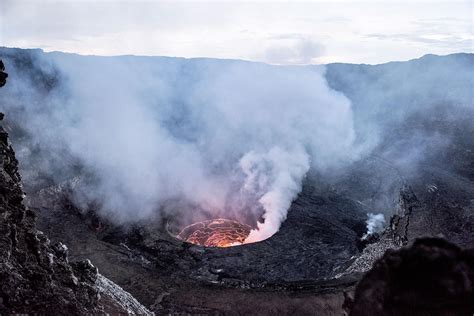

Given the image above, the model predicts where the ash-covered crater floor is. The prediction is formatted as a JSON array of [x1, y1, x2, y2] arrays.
[[26, 143, 474, 314], [25, 157, 407, 314]]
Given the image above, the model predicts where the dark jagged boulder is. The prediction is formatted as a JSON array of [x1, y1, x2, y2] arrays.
[[347, 237, 474, 316], [0, 60, 7, 87]]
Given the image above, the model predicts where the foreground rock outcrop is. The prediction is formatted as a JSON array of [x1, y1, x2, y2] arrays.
[[0, 113, 99, 313], [347, 238, 474, 315]]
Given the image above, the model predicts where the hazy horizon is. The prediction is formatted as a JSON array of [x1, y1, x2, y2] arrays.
[[1, 45, 471, 66], [1, 0, 472, 65]]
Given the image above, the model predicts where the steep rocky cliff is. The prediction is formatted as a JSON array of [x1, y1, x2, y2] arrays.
[[0, 113, 99, 313], [0, 61, 152, 315]]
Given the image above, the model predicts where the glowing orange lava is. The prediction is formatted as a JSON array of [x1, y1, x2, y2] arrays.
[[176, 218, 252, 247]]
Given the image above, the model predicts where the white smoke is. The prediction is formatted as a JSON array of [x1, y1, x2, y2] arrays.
[[363, 213, 386, 239], [2, 50, 358, 242], [239, 146, 310, 242]]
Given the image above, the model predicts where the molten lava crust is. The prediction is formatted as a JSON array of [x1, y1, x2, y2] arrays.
[[176, 218, 252, 247]]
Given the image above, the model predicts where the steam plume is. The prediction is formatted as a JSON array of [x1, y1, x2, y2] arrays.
[[1, 50, 357, 242]]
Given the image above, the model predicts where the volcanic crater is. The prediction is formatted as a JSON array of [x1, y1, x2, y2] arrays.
[[1, 49, 473, 315]]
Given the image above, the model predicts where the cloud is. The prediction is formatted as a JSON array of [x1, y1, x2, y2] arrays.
[[363, 15, 473, 53], [365, 33, 473, 51], [260, 38, 325, 65]]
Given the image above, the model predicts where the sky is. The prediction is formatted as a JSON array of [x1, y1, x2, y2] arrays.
[[0, 0, 473, 64]]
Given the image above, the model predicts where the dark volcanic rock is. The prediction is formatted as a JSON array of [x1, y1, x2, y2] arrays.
[[0, 112, 99, 314], [347, 238, 474, 316], [0, 60, 7, 87]]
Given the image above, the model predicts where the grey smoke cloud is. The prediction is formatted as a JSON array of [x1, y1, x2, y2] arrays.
[[1, 50, 358, 241], [324, 52, 474, 224], [2, 49, 472, 242]]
